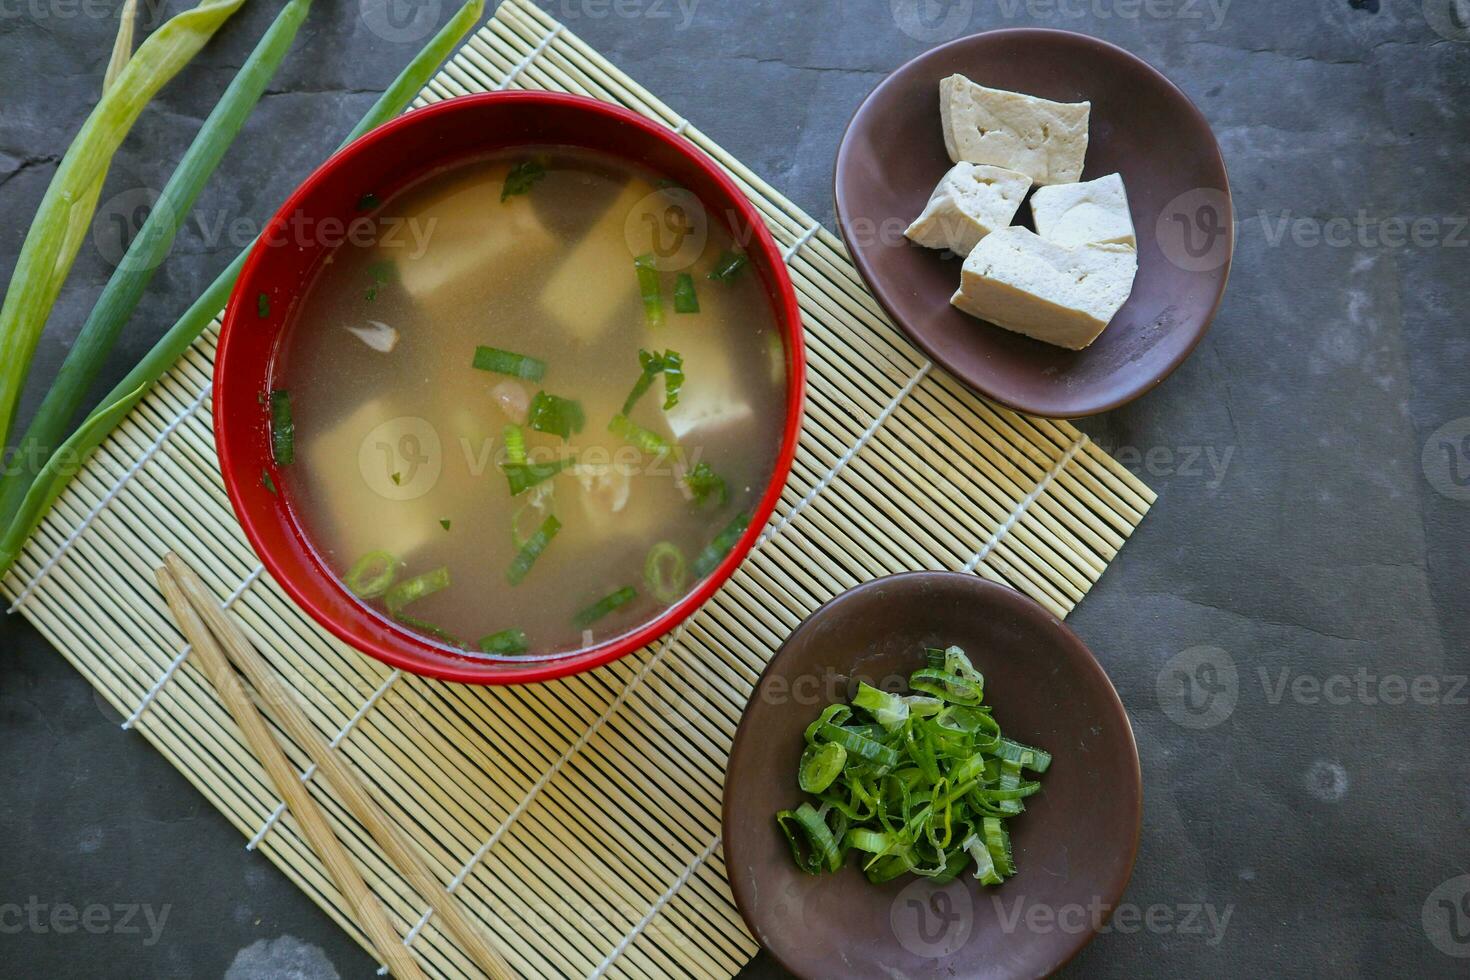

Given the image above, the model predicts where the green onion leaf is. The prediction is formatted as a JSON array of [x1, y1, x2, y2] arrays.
[[707, 248, 748, 281], [260, 468, 277, 495], [479, 628, 529, 656], [643, 541, 687, 604], [501, 160, 546, 201], [775, 802, 843, 874], [799, 742, 847, 794], [507, 515, 560, 585], [395, 614, 462, 647], [528, 392, 585, 441], [633, 253, 664, 328], [341, 552, 393, 599], [620, 348, 683, 415], [268, 389, 293, 466], [501, 457, 576, 496], [502, 423, 526, 466], [682, 461, 727, 508], [439, 519, 451, 531], [385, 565, 449, 617], [0, 0, 490, 578], [673, 273, 700, 313], [776, 643, 1046, 884], [356, 192, 380, 211], [607, 414, 675, 457], [364, 260, 394, 301], [572, 586, 637, 629], [0, 0, 253, 458], [345, 550, 397, 598], [692, 511, 749, 578], [473, 345, 546, 381], [256, 292, 270, 318]]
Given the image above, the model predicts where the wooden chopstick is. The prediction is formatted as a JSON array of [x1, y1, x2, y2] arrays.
[[162, 553, 515, 980], [154, 564, 428, 980]]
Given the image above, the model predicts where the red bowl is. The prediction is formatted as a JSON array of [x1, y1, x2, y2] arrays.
[[214, 92, 806, 684]]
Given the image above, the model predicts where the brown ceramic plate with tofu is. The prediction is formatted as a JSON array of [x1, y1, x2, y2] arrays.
[[834, 28, 1232, 418]]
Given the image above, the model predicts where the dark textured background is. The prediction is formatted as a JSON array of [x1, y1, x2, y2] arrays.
[[2, 0, 1468, 976]]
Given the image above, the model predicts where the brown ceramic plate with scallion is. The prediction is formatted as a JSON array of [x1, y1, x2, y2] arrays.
[[723, 572, 1140, 979]]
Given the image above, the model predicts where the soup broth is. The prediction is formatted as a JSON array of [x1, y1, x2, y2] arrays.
[[273, 146, 787, 658]]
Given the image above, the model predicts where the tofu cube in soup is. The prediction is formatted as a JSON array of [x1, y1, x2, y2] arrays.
[[397, 176, 556, 303], [1029, 172, 1136, 248], [950, 227, 1137, 350], [939, 74, 1090, 186], [905, 162, 1033, 256], [538, 180, 655, 342]]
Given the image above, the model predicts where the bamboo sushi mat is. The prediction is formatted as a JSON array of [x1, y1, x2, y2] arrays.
[[2, 2, 1155, 976]]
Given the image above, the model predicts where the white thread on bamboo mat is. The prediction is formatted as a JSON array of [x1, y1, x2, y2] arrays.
[[590, 835, 723, 980], [781, 223, 821, 263], [245, 669, 402, 851], [496, 24, 561, 90], [759, 361, 932, 547], [121, 561, 265, 730], [963, 434, 1090, 573], [8, 382, 213, 613]]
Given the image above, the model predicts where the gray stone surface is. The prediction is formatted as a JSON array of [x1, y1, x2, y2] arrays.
[[1, 0, 1467, 976]]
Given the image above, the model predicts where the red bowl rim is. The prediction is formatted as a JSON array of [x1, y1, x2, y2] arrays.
[[214, 91, 807, 685]]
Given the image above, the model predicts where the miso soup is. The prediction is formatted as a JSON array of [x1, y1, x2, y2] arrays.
[[271, 146, 788, 659]]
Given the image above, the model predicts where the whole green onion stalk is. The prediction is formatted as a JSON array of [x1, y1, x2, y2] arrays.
[[0, 0, 250, 453], [0, 0, 487, 576], [0, 0, 315, 527]]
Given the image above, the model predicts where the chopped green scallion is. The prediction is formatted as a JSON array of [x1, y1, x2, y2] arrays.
[[572, 585, 637, 629], [507, 514, 560, 585], [634, 253, 664, 328], [268, 389, 293, 466], [395, 614, 462, 647], [364, 260, 394, 301], [256, 292, 269, 318], [707, 249, 748, 281], [355, 192, 380, 211], [384, 565, 449, 617], [478, 628, 529, 655], [673, 273, 699, 313], [501, 456, 576, 495], [608, 414, 675, 457], [501, 160, 546, 201], [528, 392, 585, 440], [260, 468, 276, 495], [620, 348, 683, 415], [502, 423, 526, 465], [472, 345, 546, 381], [692, 511, 749, 577], [776, 644, 1047, 885], [643, 541, 687, 604], [682, 460, 727, 507], [344, 550, 397, 598]]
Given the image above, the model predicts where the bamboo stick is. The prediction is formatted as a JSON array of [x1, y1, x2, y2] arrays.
[[153, 564, 427, 980], [163, 552, 515, 980]]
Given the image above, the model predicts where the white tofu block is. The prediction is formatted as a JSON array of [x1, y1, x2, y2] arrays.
[[1030, 172, 1136, 248], [663, 324, 753, 444], [397, 179, 556, 301], [905, 162, 1033, 256], [539, 180, 661, 342], [939, 74, 1090, 186], [950, 227, 1137, 350]]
